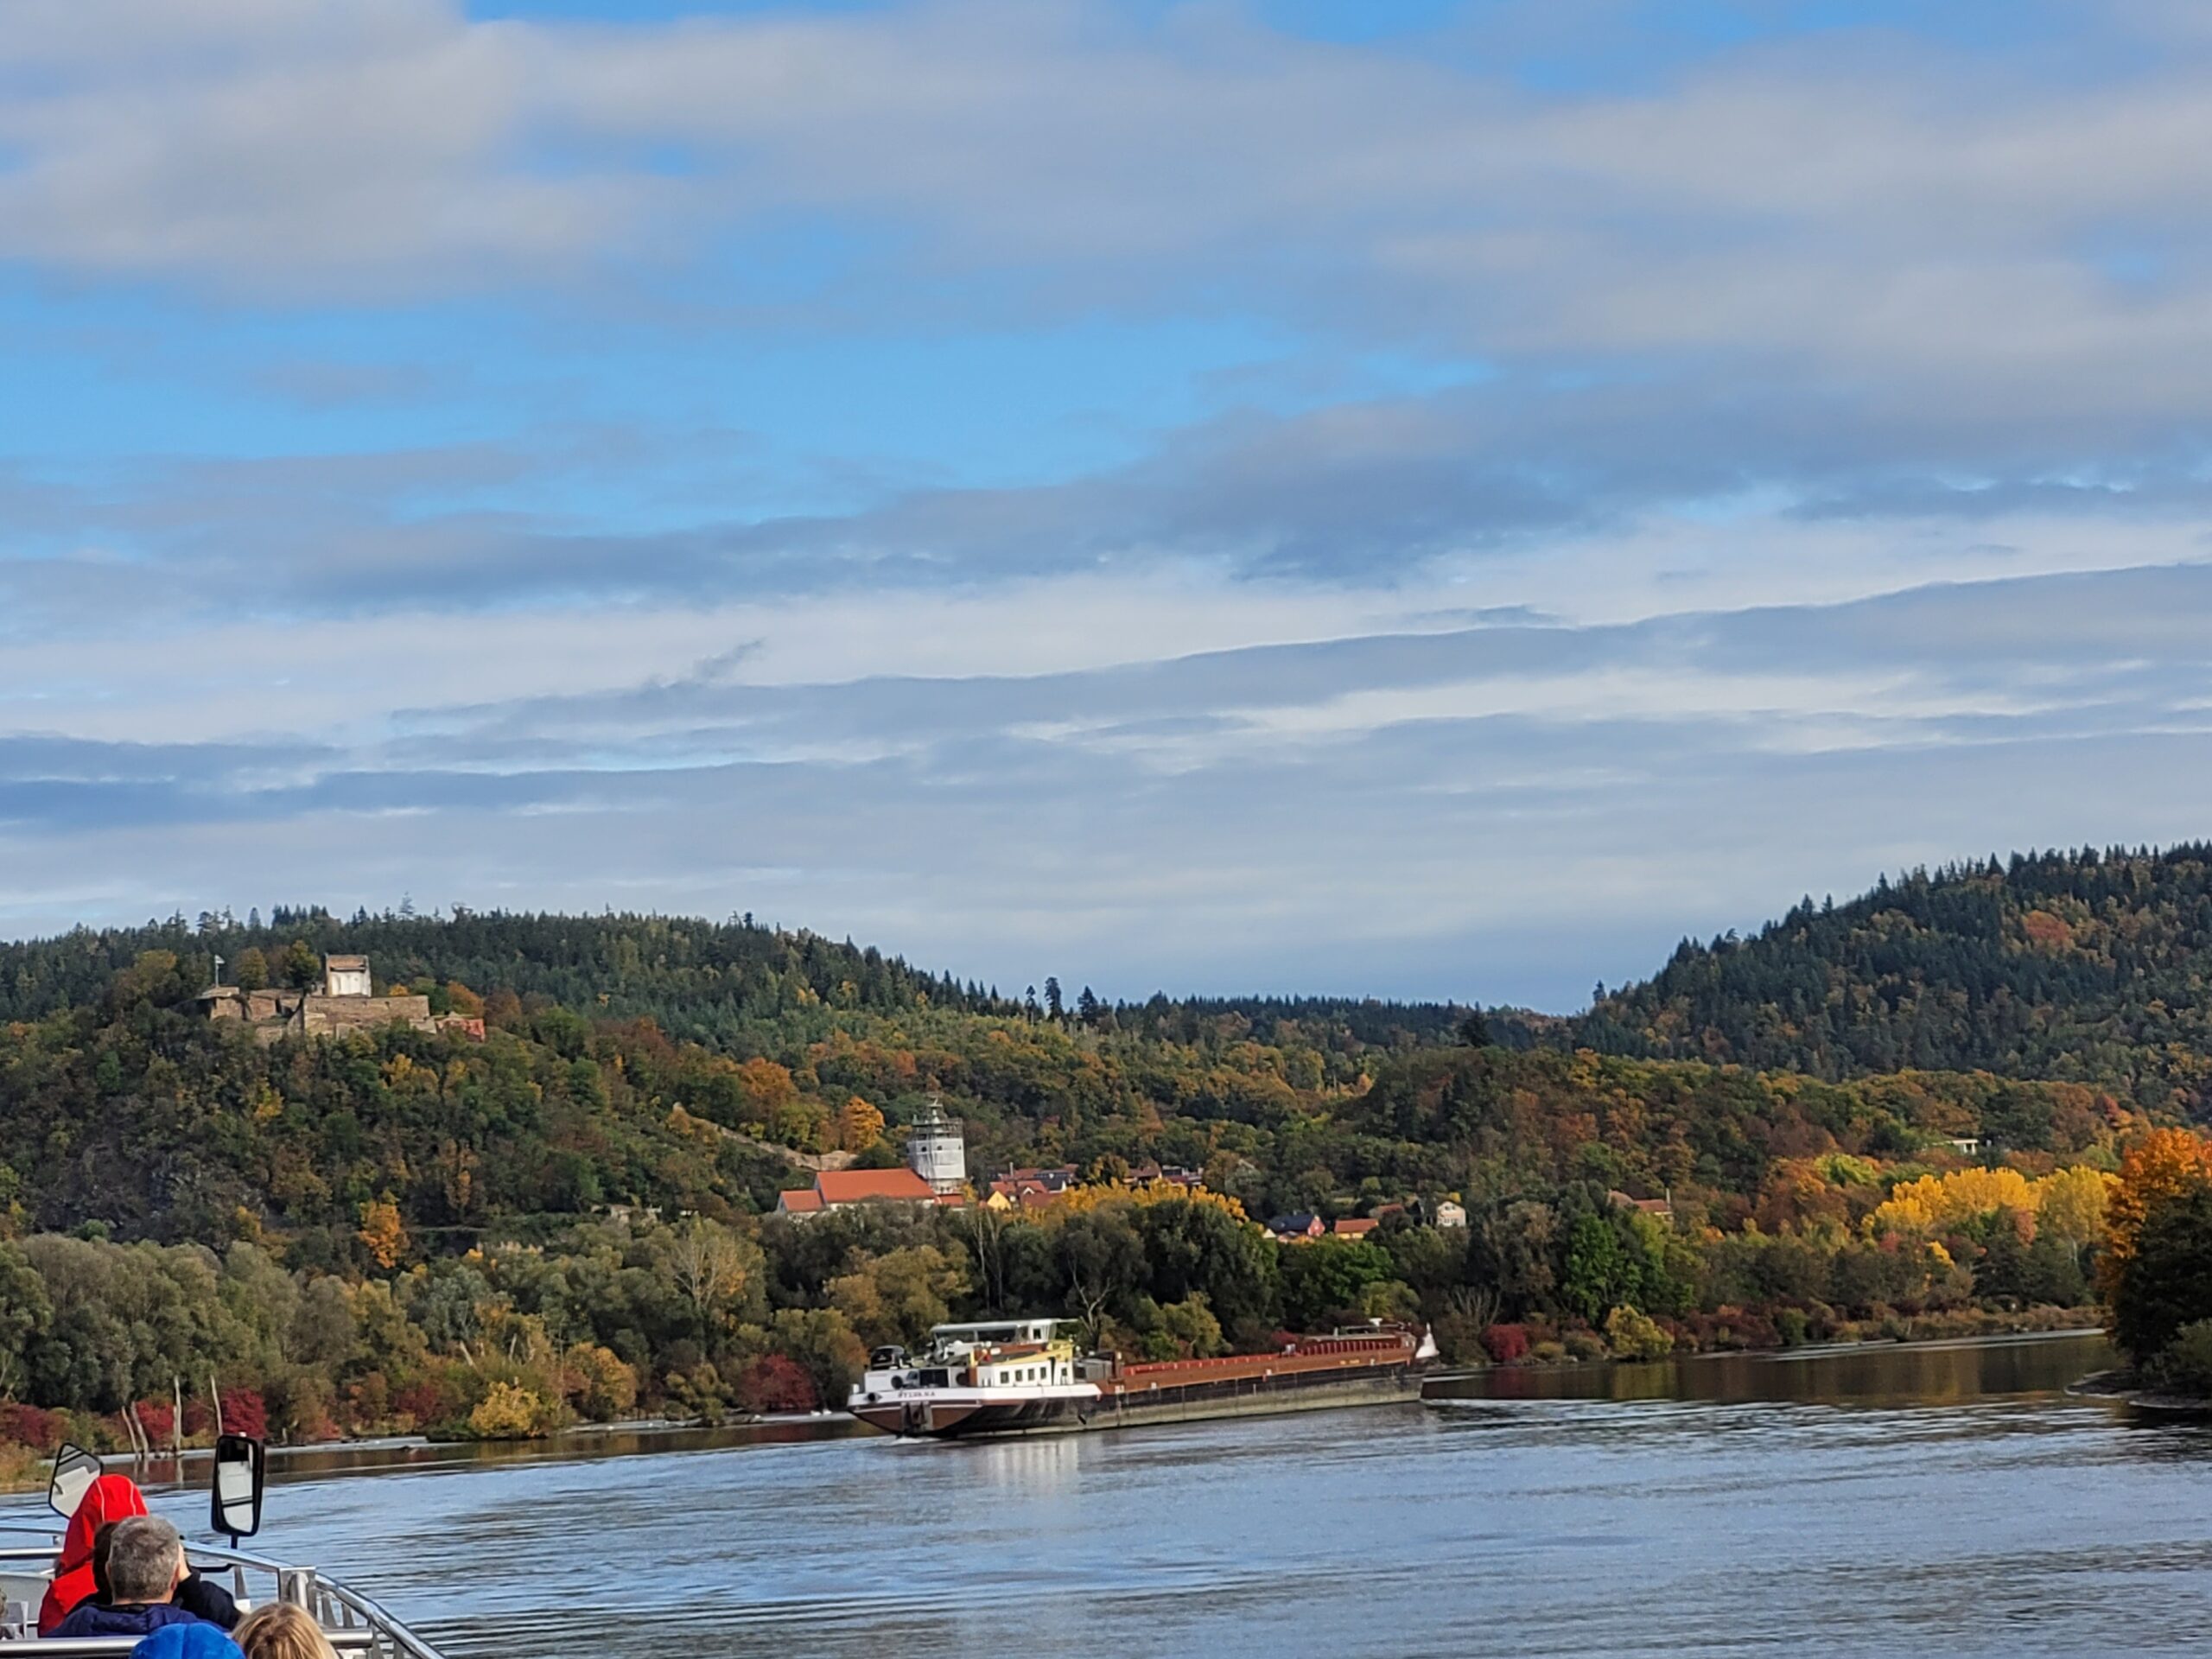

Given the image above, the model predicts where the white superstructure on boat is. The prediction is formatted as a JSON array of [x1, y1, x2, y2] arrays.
[[850, 1319, 1103, 1437]]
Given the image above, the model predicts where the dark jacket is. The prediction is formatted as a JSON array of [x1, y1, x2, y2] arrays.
[[176, 1573, 241, 1630], [52, 1601, 205, 1640]]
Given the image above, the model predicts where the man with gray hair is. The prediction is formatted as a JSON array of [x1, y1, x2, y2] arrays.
[[52, 1515, 210, 1640]]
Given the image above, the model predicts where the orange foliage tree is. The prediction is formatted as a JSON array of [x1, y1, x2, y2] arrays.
[[833, 1096, 886, 1153], [2101, 1128, 2212, 1300]]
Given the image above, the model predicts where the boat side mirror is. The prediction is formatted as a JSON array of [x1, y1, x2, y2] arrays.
[[211, 1433, 266, 1541], [48, 1444, 102, 1518]]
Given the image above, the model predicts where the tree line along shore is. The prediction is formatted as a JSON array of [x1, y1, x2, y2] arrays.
[[10, 857, 2212, 1467]]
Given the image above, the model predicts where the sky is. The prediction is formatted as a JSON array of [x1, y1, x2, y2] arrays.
[[4, 0, 2212, 1009]]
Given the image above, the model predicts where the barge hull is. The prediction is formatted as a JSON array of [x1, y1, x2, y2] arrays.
[[1094, 1363, 1420, 1431]]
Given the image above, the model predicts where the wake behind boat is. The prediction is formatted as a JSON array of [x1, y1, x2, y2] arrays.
[[849, 1317, 1434, 1440]]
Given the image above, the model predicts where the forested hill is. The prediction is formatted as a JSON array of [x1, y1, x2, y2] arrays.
[[0, 909, 992, 1037], [0, 907, 1463, 1049], [1577, 846, 2212, 1114]]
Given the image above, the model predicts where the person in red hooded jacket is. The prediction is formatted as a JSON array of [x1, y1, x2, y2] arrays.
[[39, 1473, 148, 1635], [37, 1474, 238, 1636]]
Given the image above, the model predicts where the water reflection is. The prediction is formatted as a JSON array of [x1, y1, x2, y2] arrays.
[[1427, 1328, 2115, 1408], [22, 1333, 2212, 1659]]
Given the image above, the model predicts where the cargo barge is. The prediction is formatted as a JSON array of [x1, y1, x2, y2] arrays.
[[848, 1318, 1432, 1440]]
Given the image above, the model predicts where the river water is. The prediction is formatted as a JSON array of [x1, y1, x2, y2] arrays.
[[22, 1332, 2212, 1658]]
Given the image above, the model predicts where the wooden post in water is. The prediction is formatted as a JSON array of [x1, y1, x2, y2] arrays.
[[172, 1376, 185, 1474]]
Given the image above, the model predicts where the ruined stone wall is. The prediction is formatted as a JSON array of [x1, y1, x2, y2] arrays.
[[300, 994, 435, 1036]]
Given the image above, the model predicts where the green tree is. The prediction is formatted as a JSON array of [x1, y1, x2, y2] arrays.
[[1278, 1237, 1395, 1331], [0, 1242, 53, 1401], [828, 1245, 968, 1350], [1563, 1214, 1629, 1323]]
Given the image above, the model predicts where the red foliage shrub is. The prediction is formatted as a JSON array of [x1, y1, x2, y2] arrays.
[[734, 1355, 817, 1414], [1482, 1323, 1531, 1365], [0, 1403, 67, 1449], [219, 1389, 267, 1440], [1680, 1306, 1783, 1352], [132, 1402, 175, 1445], [391, 1382, 447, 1429], [181, 1399, 214, 1439]]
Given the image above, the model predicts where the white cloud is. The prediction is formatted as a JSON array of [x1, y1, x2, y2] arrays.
[[2, 0, 2210, 423]]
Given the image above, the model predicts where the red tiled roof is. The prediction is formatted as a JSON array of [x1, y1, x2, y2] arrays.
[[817, 1167, 936, 1205], [778, 1189, 824, 1213], [1332, 1217, 1379, 1236]]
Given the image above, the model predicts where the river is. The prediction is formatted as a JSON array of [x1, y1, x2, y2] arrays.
[[19, 1332, 2212, 1658]]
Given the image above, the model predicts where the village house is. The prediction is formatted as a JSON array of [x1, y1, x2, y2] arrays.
[[985, 1164, 1080, 1211], [1331, 1217, 1379, 1239], [1128, 1161, 1205, 1190], [776, 1166, 965, 1217], [1433, 1199, 1468, 1230], [1608, 1189, 1676, 1225], [1267, 1212, 1326, 1242]]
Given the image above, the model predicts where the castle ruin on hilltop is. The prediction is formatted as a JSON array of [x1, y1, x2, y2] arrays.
[[199, 953, 480, 1046]]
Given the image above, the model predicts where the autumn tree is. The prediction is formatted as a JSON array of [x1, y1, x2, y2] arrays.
[[2101, 1129, 2212, 1300], [665, 1218, 763, 1346], [834, 1096, 887, 1154], [356, 1198, 410, 1271]]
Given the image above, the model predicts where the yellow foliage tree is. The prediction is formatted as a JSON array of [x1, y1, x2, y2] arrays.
[[467, 1381, 550, 1440], [1866, 1163, 2120, 1254], [1045, 1179, 1250, 1224], [356, 1197, 410, 1270], [1869, 1167, 2037, 1236], [2035, 1165, 2118, 1250]]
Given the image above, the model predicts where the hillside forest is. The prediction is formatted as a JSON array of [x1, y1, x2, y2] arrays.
[[0, 855, 2205, 1459]]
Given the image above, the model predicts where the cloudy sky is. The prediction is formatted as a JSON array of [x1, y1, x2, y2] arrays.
[[5, 0, 2212, 1007]]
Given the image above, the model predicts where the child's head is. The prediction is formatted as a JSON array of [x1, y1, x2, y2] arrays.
[[233, 1602, 340, 1659]]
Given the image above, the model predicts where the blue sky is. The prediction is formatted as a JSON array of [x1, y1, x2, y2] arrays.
[[4, 0, 2212, 1009]]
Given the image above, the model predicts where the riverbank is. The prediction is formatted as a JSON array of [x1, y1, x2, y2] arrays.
[[1426, 1325, 2116, 1408], [2067, 1367, 2212, 1413], [1451, 1300, 2102, 1372]]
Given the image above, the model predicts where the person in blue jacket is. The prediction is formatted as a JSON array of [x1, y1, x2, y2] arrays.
[[53, 1516, 210, 1641]]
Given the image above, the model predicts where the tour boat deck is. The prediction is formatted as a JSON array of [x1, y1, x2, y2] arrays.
[[0, 1529, 442, 1658]]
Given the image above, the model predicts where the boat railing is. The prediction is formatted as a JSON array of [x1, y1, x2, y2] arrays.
[[0, 1533, 442, 1659]]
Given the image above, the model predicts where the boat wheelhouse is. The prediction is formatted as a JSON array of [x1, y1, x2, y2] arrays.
[[851, 1319, 1102, 1438]]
